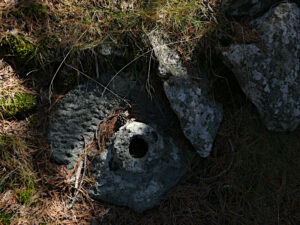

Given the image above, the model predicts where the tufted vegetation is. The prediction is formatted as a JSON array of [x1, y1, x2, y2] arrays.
[[0, 0, 222, 71]]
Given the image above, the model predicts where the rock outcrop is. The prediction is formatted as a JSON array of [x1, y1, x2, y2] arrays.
[[221, 3, 300, 131], [148, 30, 223, 157]]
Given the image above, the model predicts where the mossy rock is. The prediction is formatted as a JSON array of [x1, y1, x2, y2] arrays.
[[0, 91, 37, 119]]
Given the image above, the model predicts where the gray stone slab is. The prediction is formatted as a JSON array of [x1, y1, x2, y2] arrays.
[[221, 3, 300, 131]]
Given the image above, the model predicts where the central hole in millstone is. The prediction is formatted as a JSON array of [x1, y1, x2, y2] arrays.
[[129, 136, 148, 158]]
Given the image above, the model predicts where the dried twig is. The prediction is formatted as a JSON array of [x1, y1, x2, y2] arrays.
[[197, 139, 235, 182], [93, 110, 129, 161], [67, 135, 87, 209], [48, 31, 87, 103], [146, 49, 154, 99], [74, 161, 83, 189], [64, 62, 132, 107]]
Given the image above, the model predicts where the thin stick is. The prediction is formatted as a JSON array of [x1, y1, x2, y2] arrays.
[[146, 49, 154, 99], [64, 62, 131, 107], [101, 32, 204, 98], [67, 135, 87, 209], [197, 139, 235, 182], [48, 31, 87, 103], [74, 160, 83, 189]]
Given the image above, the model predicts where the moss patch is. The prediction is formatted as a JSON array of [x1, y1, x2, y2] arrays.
[[0, 135, 36, 203], [0, 211, 12, 225], [18, 187, 35, 205], [2, 36, 39, 67], [0, 91, 36, 119]]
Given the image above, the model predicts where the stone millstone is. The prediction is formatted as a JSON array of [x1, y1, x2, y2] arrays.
[[89, 120, 191, 212], [221, 3, 300, 132], [48, 73, 194, 212]]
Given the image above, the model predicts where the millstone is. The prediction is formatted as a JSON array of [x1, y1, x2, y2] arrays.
[[48, 73, 194, 212]]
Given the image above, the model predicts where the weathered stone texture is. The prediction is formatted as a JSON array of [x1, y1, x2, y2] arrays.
[[164, 77, 223, 157], [48, 82, 125, 169], [148, 30, 188, 78], [148, 30, 223, 157], [221, 3, 300, 131]]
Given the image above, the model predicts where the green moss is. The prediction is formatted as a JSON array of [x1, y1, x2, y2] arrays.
[[0, 91, 36, 119], [2, 36, 39, 66], [23, 4, 48, 18], [18, 170, 36, 204], [9, 4, 48, 19], [0, 211, 12, 225], [18, 188, 35, 204], [0, 135, 12, 145], [0, 136, 13, 164]]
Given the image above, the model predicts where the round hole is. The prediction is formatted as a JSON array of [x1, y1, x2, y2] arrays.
[[129, 137, 148, 158]]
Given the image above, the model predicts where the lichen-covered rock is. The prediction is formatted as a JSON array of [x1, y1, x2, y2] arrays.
[[221, 3, 300, 131], [90, 120, 192, 212], [221, 0, 278, 17], [148, 30, 188, 78], [164, 77, 223, 157], [148, 30, 223, 157]]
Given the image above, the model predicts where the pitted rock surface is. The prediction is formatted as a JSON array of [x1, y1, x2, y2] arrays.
[[90, 120, 191, 212], [48, 82, 126, 169], [221, 3, 300, 131], [148, 29, 223, 157], [221, 0, 278, 17]]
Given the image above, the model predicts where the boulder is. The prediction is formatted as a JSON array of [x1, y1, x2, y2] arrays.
[[220, 0, 278, 17], [221, 3, 300, 131], [148, 30, 223, 157]]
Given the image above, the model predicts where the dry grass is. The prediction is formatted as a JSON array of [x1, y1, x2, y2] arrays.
[[0, 0, 223, 71]]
